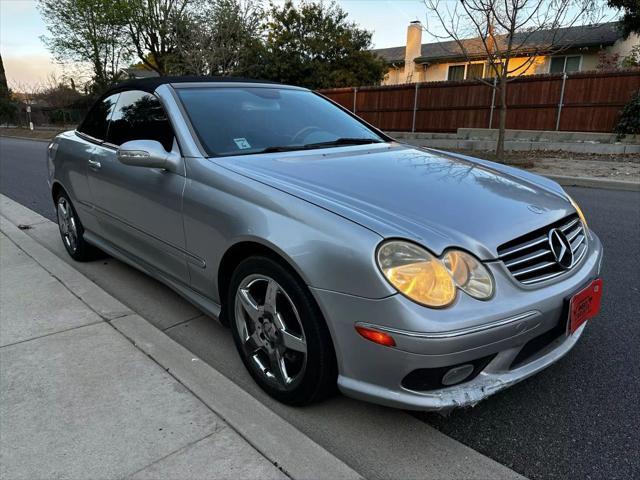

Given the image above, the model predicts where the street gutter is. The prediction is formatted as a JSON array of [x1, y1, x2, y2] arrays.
[[544, 174, 640, 192]]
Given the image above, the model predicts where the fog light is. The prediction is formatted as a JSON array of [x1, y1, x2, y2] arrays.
[[355, 326, 396, 347], [441, 364, 474, 386]]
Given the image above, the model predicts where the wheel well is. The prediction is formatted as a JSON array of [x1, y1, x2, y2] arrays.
[[217, 241, 304, 319], [51, 182, 65, 204]]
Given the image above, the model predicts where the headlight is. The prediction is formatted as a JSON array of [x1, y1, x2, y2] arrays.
[[567, 195, 588, 231], [441, 250, 494, 300], [376, 241, 494, 307], [377, 241, 456, 307]]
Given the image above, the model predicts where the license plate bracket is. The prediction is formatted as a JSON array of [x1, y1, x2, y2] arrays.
[[567, 278, 602, 334]]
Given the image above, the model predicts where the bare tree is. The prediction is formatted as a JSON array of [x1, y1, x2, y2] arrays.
[[122, 0, 192, 75], [172, 0, 265, 76], [421, 0, 608, 163]]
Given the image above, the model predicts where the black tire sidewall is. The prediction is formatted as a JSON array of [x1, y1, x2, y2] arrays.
[[228, 256, 337, 406]]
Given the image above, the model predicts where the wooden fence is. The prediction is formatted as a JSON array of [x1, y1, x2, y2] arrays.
[[318, 70, 640, 133]]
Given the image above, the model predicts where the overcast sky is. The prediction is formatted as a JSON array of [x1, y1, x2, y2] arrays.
[[0, 0, 618, 89]]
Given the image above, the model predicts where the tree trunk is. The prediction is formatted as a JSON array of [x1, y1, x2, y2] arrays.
[[495, 75, 507, 162]]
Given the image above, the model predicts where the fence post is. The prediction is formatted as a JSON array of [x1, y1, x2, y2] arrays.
[[556, 73, 568, 131], [488, 77, 497, 129], [411, 83, 419, 133], [353, 87, 358, 113]]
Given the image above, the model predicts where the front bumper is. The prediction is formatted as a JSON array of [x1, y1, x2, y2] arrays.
[[311, 232, 603, 411]]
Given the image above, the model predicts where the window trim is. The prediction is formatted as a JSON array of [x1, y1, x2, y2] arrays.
[[76, 92, 120, 144], [106, 89, 177, 153], [549, 55, 582, 74]]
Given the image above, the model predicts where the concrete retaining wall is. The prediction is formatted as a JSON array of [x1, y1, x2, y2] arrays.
[[390, 129, 640, 154]]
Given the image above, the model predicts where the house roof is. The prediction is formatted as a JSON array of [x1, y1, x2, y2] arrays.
[[372, 21, 623, 64]]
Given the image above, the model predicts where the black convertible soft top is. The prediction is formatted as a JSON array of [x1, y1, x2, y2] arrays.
[[101, 76, 281, 97]]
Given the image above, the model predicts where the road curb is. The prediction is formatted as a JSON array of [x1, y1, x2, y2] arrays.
[[0, 134, 53, 143], [0, 193, 363, 480], [543, 174, 640, 192]]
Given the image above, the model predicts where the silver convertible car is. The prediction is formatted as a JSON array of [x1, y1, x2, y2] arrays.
[[48, 77, 603, 410]]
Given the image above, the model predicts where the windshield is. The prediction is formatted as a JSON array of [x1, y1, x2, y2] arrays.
[[176, 87, 385, 157]]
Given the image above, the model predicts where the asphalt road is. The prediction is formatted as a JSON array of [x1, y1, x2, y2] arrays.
[[1, 135, 639, 480]]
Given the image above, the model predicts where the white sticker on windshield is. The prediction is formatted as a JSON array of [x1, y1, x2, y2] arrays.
[[233, 138, 251, 149]]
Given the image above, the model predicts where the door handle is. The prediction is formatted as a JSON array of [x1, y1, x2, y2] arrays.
[[88, 158, 101, 170]]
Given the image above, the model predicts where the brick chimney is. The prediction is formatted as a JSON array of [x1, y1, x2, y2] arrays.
[[404, 21, 423, 82]]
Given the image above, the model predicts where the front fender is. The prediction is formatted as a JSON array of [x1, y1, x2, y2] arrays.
[[182, 157, 395, 303]]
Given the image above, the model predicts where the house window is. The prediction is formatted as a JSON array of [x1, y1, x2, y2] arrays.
[[550, 55, 581, 74], [448, 65, 465, 81], [466, 63, 485, 79], [447, 63, 485, 81]]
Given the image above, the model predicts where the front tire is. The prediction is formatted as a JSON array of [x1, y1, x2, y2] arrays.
[[228, 256, 337, 405], [55, 192, 102, 261]]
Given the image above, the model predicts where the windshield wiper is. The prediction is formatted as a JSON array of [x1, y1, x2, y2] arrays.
[[303, 137, 384, 148], [259, 145, 308, 153], [259, 137, 384, 154]]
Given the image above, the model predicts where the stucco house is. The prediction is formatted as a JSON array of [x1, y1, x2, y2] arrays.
[[373, 21, 639, 85]]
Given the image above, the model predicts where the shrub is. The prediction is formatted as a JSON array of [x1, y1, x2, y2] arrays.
[[614, 89, 640, 140]]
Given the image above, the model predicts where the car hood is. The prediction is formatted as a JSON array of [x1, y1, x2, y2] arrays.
[[214, 143, 573, 259]]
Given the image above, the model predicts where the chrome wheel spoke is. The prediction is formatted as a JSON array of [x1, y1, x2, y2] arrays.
[[280, 330, 307, 353], [264, 279, 278, 313], [67, 218, 78, 249], [238, 288, 262, 323], [268, 348, 291, 386]]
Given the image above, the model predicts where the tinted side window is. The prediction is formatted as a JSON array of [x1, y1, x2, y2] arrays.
[[107, 90, 174, 151], [78, 94, 119, 140]]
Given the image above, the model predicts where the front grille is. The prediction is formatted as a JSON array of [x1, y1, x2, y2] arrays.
[[497, 214, 587, 285], [510, 318, 566, 369]]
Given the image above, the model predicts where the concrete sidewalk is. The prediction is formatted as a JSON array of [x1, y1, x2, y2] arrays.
[[0, 207, 360, 479], [0, 193, 525, 480]]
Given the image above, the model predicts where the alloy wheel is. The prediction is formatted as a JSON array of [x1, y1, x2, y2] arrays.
[[234, 274, 307, 391], [57, 196, 78, 253]]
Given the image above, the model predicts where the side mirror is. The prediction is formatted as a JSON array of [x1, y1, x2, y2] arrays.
[[117, 140, 180, 172]]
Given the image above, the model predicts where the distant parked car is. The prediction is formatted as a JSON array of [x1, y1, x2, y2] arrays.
[[48, 77, 603, 410]]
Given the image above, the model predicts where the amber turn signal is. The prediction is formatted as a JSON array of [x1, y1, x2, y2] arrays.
[[355, 326, 396, 347]]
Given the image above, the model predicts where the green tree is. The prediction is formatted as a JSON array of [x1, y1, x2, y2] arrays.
[[38, 0, 130, 92], [607, 0, 640, 37], [614, 89, 640, 139], [244, 1, 386, 89], [621, 44, 640, 68], [120, 0, 192, 75]]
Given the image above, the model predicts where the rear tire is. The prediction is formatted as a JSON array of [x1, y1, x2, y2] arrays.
[[55, 191, 103, 261], [228, 256, 337, 406]]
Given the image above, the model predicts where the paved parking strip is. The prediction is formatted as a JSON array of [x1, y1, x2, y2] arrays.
[[1, 135, 638, 479]]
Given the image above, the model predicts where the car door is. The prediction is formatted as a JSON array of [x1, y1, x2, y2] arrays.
[[68, 93, 120, 235], [86, 89, 190, 284]]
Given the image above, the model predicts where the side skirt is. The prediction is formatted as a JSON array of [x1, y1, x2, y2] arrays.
[[83, 230, 223, 322]]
